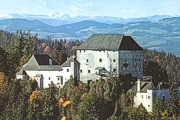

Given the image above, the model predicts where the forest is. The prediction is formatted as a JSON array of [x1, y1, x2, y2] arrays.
[[0, 30, 180, 120]]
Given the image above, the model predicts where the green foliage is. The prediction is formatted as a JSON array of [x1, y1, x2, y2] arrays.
[[77, 91, 100, 120], [131, 104, 149, 120], [108, 115, 120, 120], [42, 84, 59, 120], [27, 98, 43, 120], [143, 60, 168, 86], [68, 83, 87, 119], [166, 85, 178, 118], [5, 30, 37, 79], [144, 49, 180, 84], [0, 47, 7, 74], [152, 97, 164, 120], [51, 42, 67, 65], [60, 76, 75, 97], [3, 79, 25, 119]]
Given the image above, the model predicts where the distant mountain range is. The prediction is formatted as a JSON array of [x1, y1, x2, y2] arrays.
[[0, 13, 173, 26], [0, 13, 180, 55]]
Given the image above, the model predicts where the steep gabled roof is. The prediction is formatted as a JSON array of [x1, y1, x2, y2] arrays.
[[34, 54, 59, 65], [76, 34, 143, 50], [129, 80, 155, 93], [23, 54, 60, 70], [61, 56, 75, 67]]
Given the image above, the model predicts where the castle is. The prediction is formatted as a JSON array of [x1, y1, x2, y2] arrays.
[[16, 34, 171, 112]]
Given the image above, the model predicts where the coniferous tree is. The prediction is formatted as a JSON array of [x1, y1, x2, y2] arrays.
[[166, 84, 177, 119], [0, 47, 7, 74], [77, 91, 100, 120], [42, 83, 59, 120], [51, 42, 67, 65], [6, 30, 36, 79], [152, 97, 164, 120], [131, 104, 149, 120], [3, 79, 21, 119]]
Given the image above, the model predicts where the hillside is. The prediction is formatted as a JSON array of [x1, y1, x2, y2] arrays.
[[0, 17, 180, 55]]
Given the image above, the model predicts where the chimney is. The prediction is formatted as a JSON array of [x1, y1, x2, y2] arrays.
[[137, 79, 141, 92], [49, 59, 52, 66]]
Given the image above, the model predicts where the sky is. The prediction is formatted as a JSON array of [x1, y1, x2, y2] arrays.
[[1, 0, 180, 18]]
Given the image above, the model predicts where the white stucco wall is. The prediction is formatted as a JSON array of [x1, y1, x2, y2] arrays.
[[76, 49, 143, 82], [25, 66, 72, 88], [134, 89, 169, 112], [76, 50, 119, 82], [16, 75, 25, 80], [134, 90, 153, 112]]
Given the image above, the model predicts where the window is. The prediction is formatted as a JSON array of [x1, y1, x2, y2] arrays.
[[49, 77, 50, 80], [135, 58, 137, 62], [84, 50, 85, 52], [113, 59, 115, 62], [148, 96, 150, 99], [57, 76, 63, 85], [142, 95, 143, 99], [99, 58, 102, 62], [67, 69, 69, 72], [40, 78, 43, 89], [148, 105, 150, 107], [80, 70, 82, 73], [87, 59, 88, 62], [88, 70, 91, 73], [125, 59, 127, 62], [80, 50, 81, 53], [61, 78, 63, 85], [163, 96, 165, 101], [113, 69, 116, 72]]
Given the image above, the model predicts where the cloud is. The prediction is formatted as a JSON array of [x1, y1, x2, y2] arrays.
[[71, 0, 99, 13]]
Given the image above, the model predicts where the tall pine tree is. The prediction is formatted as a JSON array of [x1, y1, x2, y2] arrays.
[[51, 42, 67, 65]]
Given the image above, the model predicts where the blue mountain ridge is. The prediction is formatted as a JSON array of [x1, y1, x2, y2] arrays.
[[0, 16, 180, 55]]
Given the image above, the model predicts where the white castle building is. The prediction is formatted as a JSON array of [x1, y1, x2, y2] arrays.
[[16, 54, 79, 89], [128, 76, 170, 112], [17, 34, 144, 87], [16, 34, 171, 112], [76, 34, 143, 83]]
